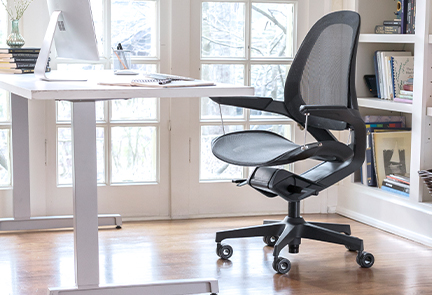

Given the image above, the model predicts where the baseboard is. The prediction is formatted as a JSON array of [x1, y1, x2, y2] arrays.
[[337, 207, 432, 248], [122, 211, 288, 222]]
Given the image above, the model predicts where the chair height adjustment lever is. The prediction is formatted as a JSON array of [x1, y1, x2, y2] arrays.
[[232, 179, 248, 187]]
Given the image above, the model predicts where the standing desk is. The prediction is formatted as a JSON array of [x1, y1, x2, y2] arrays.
[[0, 71, 254, 295]]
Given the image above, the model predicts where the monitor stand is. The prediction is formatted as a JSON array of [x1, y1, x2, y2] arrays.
[[35, 10, 87, 82]]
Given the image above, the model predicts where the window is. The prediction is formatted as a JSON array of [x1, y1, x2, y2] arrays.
[[55, 0, 160, 186], [0, 8, 7, 47], [0, 90, 11, 187], [0, 10, 11, 188], [199, 1, 296, 181]]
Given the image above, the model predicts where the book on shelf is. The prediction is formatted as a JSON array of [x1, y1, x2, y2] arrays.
[[391, 56, 414, 100], [387, 173, 410, 185], [406, 0, 415, 34], [394, 97, 413, 104], [361, 159, 368, 185], [381, 185, 410, 197], [0, 57, 39, 63], [375, 25, 401, 34], [373, 51, 411, 100], [0, 47, 40, 54], [399, 90, 413, 96], [0, 53, 40, 58], [0, 67, 51, 74], [363, 115, 408, 187], [366, 122, 404, 129], [364, 115, 407, 127], [372, 130, 411, 189], [398, 0, 408, 34], [383, 20, 401, 26], [0, 62, 37, 69], [366, 127, 410, 187], [382, 178, 409, 194]]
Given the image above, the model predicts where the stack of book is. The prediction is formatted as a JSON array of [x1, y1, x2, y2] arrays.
[[381, 174, 410, 197], [375, 20, 402, 34], [0, 48, 50, 74], [394, 90, 413, 104], [361, 115, 411, 197], [373, 51, 414, 102], [374, 0, 416, 34]]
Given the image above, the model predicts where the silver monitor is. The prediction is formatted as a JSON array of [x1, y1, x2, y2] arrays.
[[34, 0, 99, 81]]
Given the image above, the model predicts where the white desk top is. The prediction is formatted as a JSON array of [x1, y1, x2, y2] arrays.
[[0, 70, 254, 100]]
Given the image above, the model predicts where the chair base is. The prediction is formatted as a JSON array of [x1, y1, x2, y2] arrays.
[[215, 202, 374, 274]]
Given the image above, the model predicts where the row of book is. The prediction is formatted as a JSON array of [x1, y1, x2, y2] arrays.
[[361, 115, 411, 197], [0, 47, 50, 74], [373, 50, 414, 102], [374, 0, 416, 34]]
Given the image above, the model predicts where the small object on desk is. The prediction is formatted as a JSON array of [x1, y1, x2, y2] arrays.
[[112, 47, 138, 75], [116, 43, 129, 69], [114, 69, 139, 75]]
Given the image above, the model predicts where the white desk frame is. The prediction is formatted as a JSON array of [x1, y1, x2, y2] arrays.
[[4, 93, 122, 232], [0, 71, 254, 295]]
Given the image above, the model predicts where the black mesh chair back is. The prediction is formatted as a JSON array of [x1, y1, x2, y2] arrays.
[[285, 11, 360, 134]]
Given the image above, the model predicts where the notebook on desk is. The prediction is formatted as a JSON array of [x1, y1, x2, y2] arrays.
[[97, 72, 215, 88]]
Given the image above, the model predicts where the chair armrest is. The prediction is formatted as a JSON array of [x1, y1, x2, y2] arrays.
[[299, 105, 363, 128], [210, 96, 289, 117]]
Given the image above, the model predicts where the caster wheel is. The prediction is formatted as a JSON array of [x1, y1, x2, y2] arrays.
[[216, 243, 222, 256], [272, 257, 291, 274], [217, 244, 233, 260], [356, 251, 374, 268], [263, 235, 279, 247], [345, 244, 356, 251], [116, 225, 122, 229]]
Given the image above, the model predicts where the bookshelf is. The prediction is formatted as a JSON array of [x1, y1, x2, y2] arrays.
[[337, 0, 432, 247]]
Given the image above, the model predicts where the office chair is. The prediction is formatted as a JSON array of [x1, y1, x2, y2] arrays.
[[210, 10, 374, 274]]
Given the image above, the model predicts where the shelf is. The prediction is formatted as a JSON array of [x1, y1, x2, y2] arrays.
[[359, 34, 416, 43], [358, 98, 413, 113]]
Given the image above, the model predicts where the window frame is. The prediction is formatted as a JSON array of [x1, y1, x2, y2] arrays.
[[197, 0, 297, 182]]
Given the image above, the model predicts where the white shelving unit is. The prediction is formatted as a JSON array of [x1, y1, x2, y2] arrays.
[[337, 0, 432, 247], [357, 98, 413, 113], [359, 33, 416, 43]]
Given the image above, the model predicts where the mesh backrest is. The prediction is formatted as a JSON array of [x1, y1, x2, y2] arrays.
[[284, 11, 360, 131], [300, 24, 352, 106]]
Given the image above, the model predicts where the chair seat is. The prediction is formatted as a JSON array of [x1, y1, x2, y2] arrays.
[[212, 130, 354, 167]]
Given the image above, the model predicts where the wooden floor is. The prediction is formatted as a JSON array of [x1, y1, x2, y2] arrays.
[[1, 214, 432, 295]]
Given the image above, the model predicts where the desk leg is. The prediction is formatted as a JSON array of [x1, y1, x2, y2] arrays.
[[11, 94, 31, 220], [70, 101, 100, 287]]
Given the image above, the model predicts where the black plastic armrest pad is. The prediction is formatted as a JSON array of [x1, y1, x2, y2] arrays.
[[210, 96, 273, 110], [299, 105, 347, 113], [210, 96, 290, 117]]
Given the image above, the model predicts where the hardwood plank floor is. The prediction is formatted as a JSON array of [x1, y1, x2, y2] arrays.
[[0, 214, 432, 295]]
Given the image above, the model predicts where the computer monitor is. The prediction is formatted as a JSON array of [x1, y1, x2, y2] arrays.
[[34, 0, 99, 81]]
